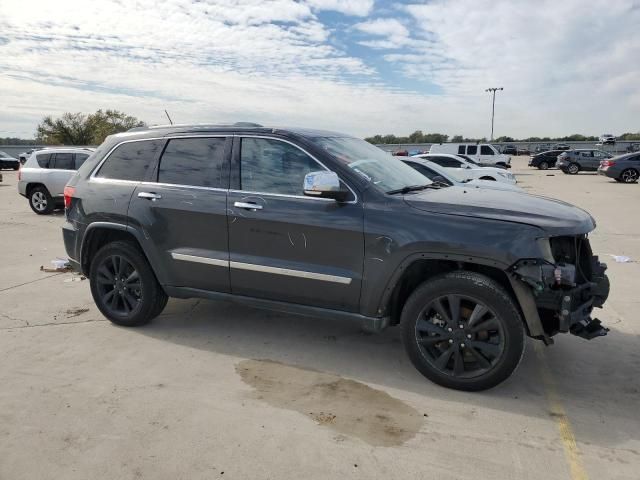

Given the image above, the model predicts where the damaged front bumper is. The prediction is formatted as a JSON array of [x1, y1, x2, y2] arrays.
[[509, 240, 610, 341]]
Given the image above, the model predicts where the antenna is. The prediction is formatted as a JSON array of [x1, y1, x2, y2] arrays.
[[164, 110, 173, 125]]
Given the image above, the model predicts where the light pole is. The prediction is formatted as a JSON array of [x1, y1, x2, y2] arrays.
[[485, 87, 503, 141]]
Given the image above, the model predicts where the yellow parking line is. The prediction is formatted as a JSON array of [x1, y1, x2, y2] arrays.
[[535, 343, 589, 480]]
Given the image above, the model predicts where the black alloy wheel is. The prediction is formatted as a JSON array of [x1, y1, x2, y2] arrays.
[[89, 241, 168, 326], [401, 271, 525, 391], [95, 255, 143, 317]]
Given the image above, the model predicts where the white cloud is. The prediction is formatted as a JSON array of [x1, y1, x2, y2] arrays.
[[0, 0, 638, 139], [395, 0, 640, 137], [306, 0, 374, 17]]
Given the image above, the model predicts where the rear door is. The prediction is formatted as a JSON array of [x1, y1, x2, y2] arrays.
[[466, 145, 479, 162], [129, 136, 231, 293], [227, 136, 363, 311], [580, 151, 597, 169], [48, 152, 76, 196]]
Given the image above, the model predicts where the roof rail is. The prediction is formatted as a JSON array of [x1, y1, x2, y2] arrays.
[[128, 122, 264, 132]]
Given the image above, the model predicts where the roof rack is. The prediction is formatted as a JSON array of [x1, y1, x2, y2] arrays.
[[128, 122, 264, 132]]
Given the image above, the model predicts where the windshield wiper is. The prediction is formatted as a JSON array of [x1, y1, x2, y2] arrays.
[[386, 184, 439, 195]]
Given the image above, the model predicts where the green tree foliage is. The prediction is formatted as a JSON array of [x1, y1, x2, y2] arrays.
[[365, 131, 449, 144], [619, 132, 640, 140], [0, 137, 37, 145], [36, 109, 145, 145]]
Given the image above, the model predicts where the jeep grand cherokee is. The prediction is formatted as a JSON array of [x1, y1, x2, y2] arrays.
[[62, 123, 610, 391]]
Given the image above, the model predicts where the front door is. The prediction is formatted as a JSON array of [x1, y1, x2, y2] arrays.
[[129, 136, 231, 293], [227, 136, 364, 312]]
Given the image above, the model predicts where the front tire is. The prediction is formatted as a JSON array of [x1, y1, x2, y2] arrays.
[[567, 163, 580, 175], [401, 271, 525, 391], [29, 186, 54, 215], [89, 241, 168, 327], [479, 176, 497, 181], [538, 161, 549, 170]]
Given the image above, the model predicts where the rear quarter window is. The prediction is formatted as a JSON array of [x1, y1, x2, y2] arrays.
[[36, 153, 51, 168], [95, 140, 163, 181]]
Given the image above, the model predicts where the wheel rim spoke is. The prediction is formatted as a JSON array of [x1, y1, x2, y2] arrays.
[[434, 345, 454, 369], [431, 298, 451, 324], [452, 347, 464, 376], [125, 270, 139, 285], [417, 317, 447, 337], [470, 316, 499, 333], [467, 304, 488, 328], [467, 345, 491, 368], [447, 295, 460, 325], [467, 340, 500, 358]]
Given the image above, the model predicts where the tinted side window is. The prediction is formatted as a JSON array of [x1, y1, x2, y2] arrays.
[[480, 145, 494, 155], [158, 137, 227, 188], [52, 153, 74, 170], [407, 162, 437, 180], [240, 138, 321, 196], [457, 145, 465, 154], [75, 153, 90, 169], [467, 145, 477, 155], [96, 140, 162, 181], [36, 153, 51, 168]]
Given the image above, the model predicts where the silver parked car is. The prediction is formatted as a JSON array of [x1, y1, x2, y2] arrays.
[[18, 147, 94, 214]]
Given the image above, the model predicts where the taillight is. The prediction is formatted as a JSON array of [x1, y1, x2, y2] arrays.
[[63, 186, 76, 209], [601, 160, 615, 167], [17, 166, 21, 181]]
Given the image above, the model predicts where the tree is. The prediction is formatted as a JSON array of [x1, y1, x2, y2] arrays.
[[36, 109, 145, 145], [450, 135, 464, 143]]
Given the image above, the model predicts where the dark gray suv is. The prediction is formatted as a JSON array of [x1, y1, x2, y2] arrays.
[[557, 149, 613, 174], [62, 124, 610, 391]]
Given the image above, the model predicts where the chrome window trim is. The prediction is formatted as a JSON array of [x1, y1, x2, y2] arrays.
[[235, 134, 358, 204], [171, 252, 228, 267], [168, 253, 352, 284], [88, 133, 358, 204], [140, 181, 228, 193], [230, 261, 352, 284]]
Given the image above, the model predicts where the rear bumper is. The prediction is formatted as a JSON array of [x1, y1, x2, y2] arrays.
[[17, 180, 27, 196], [62, 220, 81, 270]]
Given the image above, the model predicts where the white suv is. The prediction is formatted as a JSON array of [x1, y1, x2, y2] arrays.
[[18, 148, 94, 214]]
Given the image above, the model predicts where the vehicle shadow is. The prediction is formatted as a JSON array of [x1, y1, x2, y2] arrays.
[[134, 297, 640, 450]]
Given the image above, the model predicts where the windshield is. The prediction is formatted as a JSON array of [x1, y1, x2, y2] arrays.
[[0, 151, 13, 158], [459, 154, 479, 165], [311, 136, 432, 192]]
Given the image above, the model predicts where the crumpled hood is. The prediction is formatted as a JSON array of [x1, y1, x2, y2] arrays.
[[404, 186, 595, 235]]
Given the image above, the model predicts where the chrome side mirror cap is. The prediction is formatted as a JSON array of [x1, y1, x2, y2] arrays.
[[303, 171, 350, 202]]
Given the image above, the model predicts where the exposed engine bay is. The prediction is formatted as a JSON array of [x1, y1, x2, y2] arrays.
[[510, 235, 610, 340]]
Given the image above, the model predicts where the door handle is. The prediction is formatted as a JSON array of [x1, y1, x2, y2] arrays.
[[234, 201, 263, 211], [138, 192, 162, 201]]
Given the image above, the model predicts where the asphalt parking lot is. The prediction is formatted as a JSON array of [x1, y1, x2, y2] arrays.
[[1, 158, 639, 480]]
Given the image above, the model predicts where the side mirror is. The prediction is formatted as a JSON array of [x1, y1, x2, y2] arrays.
[[303, 171, 350, 202]]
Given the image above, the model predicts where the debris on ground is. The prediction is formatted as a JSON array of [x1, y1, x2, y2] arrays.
[[41, 258, 72, 273], [609, 254, 634, 263], [66, 308, 89, 318]]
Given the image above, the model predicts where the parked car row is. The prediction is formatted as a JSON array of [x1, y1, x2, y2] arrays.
[[528, 147, 639, 183]]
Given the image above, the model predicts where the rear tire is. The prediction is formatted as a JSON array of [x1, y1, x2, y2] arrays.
[[620, 168, 639, 183], [29, 186, 54, 215], [401, 271, 525, 391], [89, 241, 168, 327]]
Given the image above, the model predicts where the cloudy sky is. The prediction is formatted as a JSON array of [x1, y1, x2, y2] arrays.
[[0, 0, 638, 139]]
